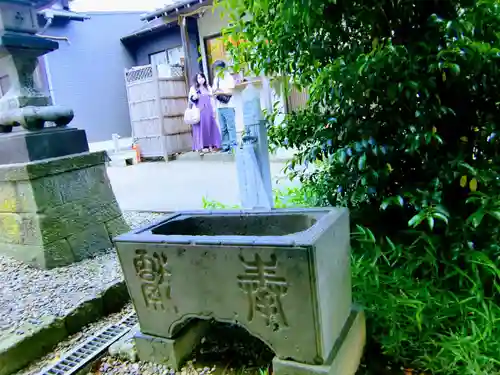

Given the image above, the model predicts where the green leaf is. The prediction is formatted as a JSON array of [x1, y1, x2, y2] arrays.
[[338, 150, 347, 164], [450, 63, 461, 76], [397, 196, 404, 207], [489, 211, 500, 222], [433, 212, 449, 225], [358, 154, 367, 171], [408, 212, 426, 228], [380, 198, 391, 210], [468, 210, 485, 227], [388, 85, 397, 101], [427, 216, 435, 230], [407, 81, 419, 90]]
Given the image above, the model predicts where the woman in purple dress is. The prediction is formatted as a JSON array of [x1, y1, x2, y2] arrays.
[[188, 73, 221, 155]]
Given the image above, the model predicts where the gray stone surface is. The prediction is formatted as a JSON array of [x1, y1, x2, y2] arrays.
[[0, 315, 67, 375], [109, 324, 140, 363], [0, 216, 158, 375], [67, 224, 113, 262], [0, 212, 153, 336], [0, 151, 128, 268], [0, 127, 88, 165], [106, 216, 132, 238], [0, 280, 131, 375], [272, 307, 366, 375], [64, 297, 104, 336], [0, 150, 107, 182], [0, 105, 74, 132], [0, 238, 74, 268], [135, 320, 210, 369], [114, 208, 359, 370]]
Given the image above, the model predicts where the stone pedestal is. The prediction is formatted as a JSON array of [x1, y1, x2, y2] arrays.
[[0, 127, 88, 164], [0, 2, 127, 269], [0, 150, 129, 268], [114, 209, 366, 374]]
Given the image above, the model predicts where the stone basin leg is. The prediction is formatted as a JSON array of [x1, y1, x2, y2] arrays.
[[272, 307, 366, 375], [135, 320, 210, 370]]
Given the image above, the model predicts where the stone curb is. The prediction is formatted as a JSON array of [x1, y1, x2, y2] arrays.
[[0, 280, 130, 375], [170, 151, 293, 164]]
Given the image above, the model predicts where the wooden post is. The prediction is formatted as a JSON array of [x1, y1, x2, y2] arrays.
[[179, 16, 192, 85], [152, 64, 168, 162]]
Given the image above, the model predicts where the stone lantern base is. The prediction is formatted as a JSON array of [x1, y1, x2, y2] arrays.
[[0, 149, 129, 268]]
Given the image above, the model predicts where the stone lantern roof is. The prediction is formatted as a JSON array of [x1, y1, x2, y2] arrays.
[[23, 0, 58, 9]]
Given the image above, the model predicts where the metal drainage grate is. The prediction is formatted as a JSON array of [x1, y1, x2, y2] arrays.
[[38, 313, 138, 375]]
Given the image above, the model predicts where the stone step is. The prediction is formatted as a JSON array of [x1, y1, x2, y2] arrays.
[[171, 148, 295, 163], [107, 150, 139, 168]]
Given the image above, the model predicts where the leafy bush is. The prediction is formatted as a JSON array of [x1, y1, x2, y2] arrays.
[[202, 187, 318, 209], [202, 196, 240, 209], [220, 0, 500, 373]]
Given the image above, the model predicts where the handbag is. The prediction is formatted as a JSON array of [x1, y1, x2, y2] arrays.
[[216, 94, 232, 104], [215, 76, 232, 104], [184, 102, 200, 125]]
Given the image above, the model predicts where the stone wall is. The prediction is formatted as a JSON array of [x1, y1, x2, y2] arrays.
[[0, 151, 129, 268]]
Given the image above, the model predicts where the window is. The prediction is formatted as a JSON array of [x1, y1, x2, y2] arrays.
[[149, 47, 185, 68], [167, 46, 184, 66], [149, 51, 167, 67]]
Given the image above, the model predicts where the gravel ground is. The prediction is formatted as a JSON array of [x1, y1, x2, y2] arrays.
[[17, 304, 272, 375], [0, 211, 162, 334], [93, 321, 274, 375], [94, 359, 217, 375], [17, 303, 136, 375]]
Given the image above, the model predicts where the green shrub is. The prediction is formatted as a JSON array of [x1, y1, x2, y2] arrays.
[[218, 0, 500, 372], [202, 196, 240, 209], [205, 186, 500, 374], [352, 226, 500, 374], [202, 187, 320, 209]]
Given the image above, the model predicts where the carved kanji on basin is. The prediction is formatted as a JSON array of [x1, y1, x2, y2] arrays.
[[114, 209, 366, 375]]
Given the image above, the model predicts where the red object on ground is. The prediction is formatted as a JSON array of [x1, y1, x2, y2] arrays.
[[132, 144, 141, 163]]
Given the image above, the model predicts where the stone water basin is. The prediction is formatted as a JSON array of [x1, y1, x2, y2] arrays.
[[113, 209, 364, 375]]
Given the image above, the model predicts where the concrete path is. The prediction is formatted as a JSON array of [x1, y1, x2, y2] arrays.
[[107, 160, 294, 212]]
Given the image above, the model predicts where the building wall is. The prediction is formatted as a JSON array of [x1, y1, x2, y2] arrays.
[[129, 18, 202, 79], [197, 7, 230, 77], [43, 12, 143, 142]]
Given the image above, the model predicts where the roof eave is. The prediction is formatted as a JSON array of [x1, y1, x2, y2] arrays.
[[121, 21, 178, 42], [141, 0, 210, 21]]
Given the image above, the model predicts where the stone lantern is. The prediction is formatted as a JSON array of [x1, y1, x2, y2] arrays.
[[0, 0, 73, 133], [0, 0, 128, 268]]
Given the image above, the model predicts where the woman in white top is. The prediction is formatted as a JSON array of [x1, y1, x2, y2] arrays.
[[188, 72, 221, 155]]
